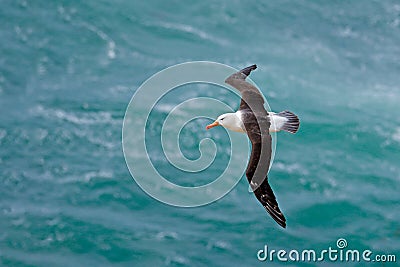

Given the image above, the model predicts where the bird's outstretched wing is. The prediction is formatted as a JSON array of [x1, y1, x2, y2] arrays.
[[225, 64, 265, 112], [247, 139, 287, 228], [225, 65, 286, 228]]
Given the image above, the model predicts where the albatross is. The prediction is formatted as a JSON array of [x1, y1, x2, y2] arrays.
[[206, 65, 300, 228]]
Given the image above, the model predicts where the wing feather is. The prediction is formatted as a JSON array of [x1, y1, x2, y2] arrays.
[[225, 65, 286, 228]]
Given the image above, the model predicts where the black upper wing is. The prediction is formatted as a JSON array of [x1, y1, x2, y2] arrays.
[[225, 65, 265, 112], [225, 65, 287, 228], [244, 121, 287, 228]]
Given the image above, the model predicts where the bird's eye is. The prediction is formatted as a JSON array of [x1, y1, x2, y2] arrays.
[[220, 118, 224, 121]]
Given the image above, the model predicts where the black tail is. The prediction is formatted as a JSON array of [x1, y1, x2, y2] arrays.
[[278, 110, 300, 134]]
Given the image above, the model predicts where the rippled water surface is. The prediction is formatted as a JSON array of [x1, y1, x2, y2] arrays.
[[1, 1, 400, 266]]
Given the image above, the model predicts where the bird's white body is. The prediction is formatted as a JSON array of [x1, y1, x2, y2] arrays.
[[216, 111, 289, 133]]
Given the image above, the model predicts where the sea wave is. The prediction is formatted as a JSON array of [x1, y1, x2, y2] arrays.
[[31, 105, 119, 125]]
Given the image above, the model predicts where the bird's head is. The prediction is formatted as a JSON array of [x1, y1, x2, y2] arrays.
[[206, 113, 236, 130]]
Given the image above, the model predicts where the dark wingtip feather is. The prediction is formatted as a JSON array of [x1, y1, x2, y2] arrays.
[[257, 186, 287, 228], [240, 64, 257, 77], [263, 204, 287, 228]]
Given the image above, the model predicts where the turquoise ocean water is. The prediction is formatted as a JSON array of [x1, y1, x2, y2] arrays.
[[1, 1, 400, 266]]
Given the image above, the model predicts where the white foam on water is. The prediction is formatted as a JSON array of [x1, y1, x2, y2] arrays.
[[392, 127, 400, 143], [0, 129, 6, 141], [32, 105, 118, 125], [81, 22, 116, 60], [145, 21, 229, 46], [274, 161, 309, 176], [155, 231, 179, 241]]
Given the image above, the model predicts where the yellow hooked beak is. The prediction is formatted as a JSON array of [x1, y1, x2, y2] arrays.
[[206, 121, 220, 130]]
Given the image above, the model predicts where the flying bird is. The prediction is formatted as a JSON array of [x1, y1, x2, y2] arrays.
[[206, 65, 300, 228]]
